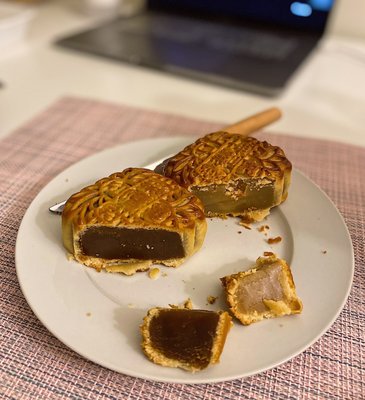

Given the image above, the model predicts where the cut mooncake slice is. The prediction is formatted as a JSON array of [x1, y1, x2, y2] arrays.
[[62, 168, 207, 275], [221, 255, 302, 325], [156, 132, 291, 221], [141, 308, 232, 372]]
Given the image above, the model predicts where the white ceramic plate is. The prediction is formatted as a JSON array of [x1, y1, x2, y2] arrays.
[[16, 137, 354, 384]]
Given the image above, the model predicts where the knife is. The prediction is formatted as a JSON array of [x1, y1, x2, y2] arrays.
[[49, 107, 281, 215]]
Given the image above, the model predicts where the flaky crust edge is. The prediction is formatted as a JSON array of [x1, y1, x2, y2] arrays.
[[221, 255, 303, 325], [140, 308, 232, 372]]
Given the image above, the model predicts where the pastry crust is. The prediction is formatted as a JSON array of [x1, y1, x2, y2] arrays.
[[141, 307, 232, 372], [221, 255, 302, 325], [159, 132, 291, 221], [62, 168, 207, 274]]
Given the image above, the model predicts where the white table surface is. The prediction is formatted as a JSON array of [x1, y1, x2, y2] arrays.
[[1, 0, 365, 147]]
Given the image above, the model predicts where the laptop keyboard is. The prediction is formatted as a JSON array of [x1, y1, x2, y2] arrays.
[[116, 13, 299, 62]]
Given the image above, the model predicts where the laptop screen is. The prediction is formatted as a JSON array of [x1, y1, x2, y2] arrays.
[[148, 0, 334, 33]]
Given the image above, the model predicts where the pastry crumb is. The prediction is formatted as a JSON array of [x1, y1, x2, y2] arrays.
[[128, 303, 136, 309], [237, 231, 242, 234], [239, 220, 252, 230], [322, 250, 327, 254], [267, 236, 282, 244], [242, 224, 252, 230], [148, 267, 160, 280], [263, 251, 275, 257], [183, 298, 193, 309], [258, 225, 270, 233], [169, 298, 193, 309], [207, 295, 218, 305], [86, 312, 92, 317]]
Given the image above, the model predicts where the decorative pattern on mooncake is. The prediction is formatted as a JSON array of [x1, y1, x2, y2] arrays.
[[62, 168, 207, 274], [159, 132, 292, 221]]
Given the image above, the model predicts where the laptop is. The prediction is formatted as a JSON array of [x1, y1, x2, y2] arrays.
[[56, 0, 334, 96]]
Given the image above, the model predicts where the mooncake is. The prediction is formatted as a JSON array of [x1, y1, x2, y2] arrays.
[[221, 255, 302, 325], [156, 132, 291, 221], [141, 307, 232, 372], [62, 168, 207, 275]]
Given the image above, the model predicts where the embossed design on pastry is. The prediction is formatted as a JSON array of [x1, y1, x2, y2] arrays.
[[221, 255, 302, 325], [141, 307, 232, 372], [157, 132, 292, 221], [62, 168, 207, 275]]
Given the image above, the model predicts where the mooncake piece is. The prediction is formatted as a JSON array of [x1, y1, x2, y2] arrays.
[[62, 168, 207, 275], [221, 255, 302, 325], [141, 308, 232, 372], [156, 132, 292, 221]]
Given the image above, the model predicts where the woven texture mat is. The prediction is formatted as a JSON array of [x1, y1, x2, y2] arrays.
[[1, 98, 364, 399]]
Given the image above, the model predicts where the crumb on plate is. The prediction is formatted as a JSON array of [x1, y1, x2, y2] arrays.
[[148, 267, 160, 280], [207, 295, 218, 305], [267, 236, 282, 244]]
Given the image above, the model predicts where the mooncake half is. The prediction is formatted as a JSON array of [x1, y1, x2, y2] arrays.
[[157, 132, 292, 221], [141, 307, 232, 372], [62, 168, 207, 275], [221, 255, 303, 325]]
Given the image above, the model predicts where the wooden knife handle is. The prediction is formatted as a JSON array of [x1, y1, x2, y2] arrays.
[[222, 107, 282, 136]]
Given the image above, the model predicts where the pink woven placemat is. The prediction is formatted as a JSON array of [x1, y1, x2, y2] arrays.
[[1, 97, 364, 399]]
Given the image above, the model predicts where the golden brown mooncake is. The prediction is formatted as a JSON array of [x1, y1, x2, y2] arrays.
[[221, 255, 303, 325], [62, 168, 207, 275], [141, 307, 232, 372], [157, 132, 292, 221]]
